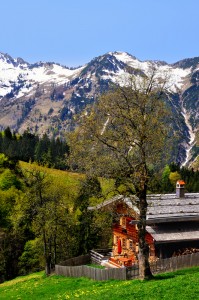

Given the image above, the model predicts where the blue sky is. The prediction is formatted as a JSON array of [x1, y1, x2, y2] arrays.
[[0, 0, 198, 67]]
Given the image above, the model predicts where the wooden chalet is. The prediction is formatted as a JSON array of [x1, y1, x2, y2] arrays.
[[89, 181, 199, 267]]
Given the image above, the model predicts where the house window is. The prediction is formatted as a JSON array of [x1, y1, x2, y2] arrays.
[[129, 239, 133, 250], [120, 217, 126, 228], [122, 238, 126, 248], [114, 235, 119, 244]]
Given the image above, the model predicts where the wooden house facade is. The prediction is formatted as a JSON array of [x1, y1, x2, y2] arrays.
[[89, 181, 199, 267]]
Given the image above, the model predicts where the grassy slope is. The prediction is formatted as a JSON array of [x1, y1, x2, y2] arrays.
[[19, 161, 84, 190], [19, 161, 116, 201], [1, 267, 199, 300]]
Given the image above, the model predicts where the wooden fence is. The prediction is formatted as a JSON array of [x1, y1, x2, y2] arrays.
[[55, 252, 199, 281], [90, 249, 112, 264], [58, 254, 90, 266], [151, 252, 199, 275], [127, 252, 199, 279], [55, 264, 126, 280]]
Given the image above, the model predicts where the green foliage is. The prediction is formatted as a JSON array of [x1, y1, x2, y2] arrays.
[[86, 263, 105, 269], [74, 176, 104, 255], [0, 169, 21, 190], [16, 165, 85, 274], [169, 171, 181, 188], [0, 154, 9, 168], [18, 239, 43, 275], [0, 158, 27, 280], [0, 187, 23, 228], [75, 176, 102, 209], [0, 128, 69, 170], [0, 159, 79, 281], [4, 127, 12, 139], [114, 176, 135, 195], [159, 163, 199, 193], [160, 165, 173, 192]]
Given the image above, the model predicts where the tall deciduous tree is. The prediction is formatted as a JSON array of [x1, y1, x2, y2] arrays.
[[74, 176, 103, 255], [17, 166, 75, 276], [69, 70, 171, 279], [22, 169, 52, 275]]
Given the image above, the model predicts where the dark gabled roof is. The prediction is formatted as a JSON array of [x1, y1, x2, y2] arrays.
[[88, 195, 125, 210], [146, 222, 199, 243], [146, 193, 199, 223], [88, 194, 139, 213], [89, 193, 199, 224]]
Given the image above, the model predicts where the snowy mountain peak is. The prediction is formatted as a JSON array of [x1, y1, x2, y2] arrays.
[[0, 52, 28, 67], [0, 51, 198, 167], [172, 56, 199, 70], [91, 51, 191, 93], [0, 51, 194, 101], [0, 53, 84, 99]]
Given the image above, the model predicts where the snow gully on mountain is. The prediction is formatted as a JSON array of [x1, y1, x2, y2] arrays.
[[181, 97, 196, 167]]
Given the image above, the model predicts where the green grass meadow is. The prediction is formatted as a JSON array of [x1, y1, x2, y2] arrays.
[[19, 161, 116, 202], [1, 267, 199, 300]]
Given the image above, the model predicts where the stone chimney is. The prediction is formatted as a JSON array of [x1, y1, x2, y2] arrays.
[[176, 180, 185, 198]]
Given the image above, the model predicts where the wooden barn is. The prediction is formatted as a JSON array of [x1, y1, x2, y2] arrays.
[[89, 181, 199, 267]]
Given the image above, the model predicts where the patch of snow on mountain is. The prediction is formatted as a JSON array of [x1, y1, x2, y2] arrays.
[[157, 65, 191, 92], [113, 52, 151, 72], [101, 68, 127, 84], [17, 85, 34, 98], [0, 63, 22, 82], [0, 84, 12, 97], [181, 101, 196, 166], [26, 64, 83, 85], [0, 53, 84, 98], [113, 52, 191, 92]]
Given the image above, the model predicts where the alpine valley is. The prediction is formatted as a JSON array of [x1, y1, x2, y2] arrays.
[[0, 51, 198, 167]]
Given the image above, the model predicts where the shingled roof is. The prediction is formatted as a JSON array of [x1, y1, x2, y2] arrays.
[[146, 222, 199, 243], [89, 192, 199, 243], [89, 192, 199, 224], [146, 193, 199, 224]]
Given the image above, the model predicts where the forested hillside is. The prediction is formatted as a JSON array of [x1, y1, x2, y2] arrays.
[[0, 127, 69, 169], [0, 154, 114, 282], [0, 126, 198, 282]]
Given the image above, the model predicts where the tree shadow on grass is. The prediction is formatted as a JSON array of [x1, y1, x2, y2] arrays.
[[153, 266, 199, 280], [173, 267, 199, 276], [153, 274, 175, 280]]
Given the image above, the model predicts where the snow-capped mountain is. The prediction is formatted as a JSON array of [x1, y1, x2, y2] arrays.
[[0, 51, 198, 166], [0, 52, 83, 98]]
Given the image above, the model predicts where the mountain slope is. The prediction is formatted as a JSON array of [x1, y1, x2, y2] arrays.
[[0, 51, 198, 166]]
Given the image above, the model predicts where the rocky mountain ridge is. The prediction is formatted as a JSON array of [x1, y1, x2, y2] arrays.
[[0, 51, 198, 166]]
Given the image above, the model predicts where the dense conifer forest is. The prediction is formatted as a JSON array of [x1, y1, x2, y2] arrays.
[[0, 127, 70, 170]]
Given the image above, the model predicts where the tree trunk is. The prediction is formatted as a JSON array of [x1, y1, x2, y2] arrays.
[[54, 234, 57, 266], [46, 253, 51, 276], [43, 229, 51, 276], [137, 188, 153, 280]]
